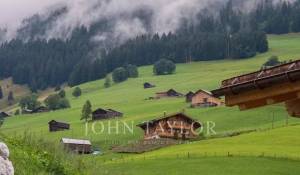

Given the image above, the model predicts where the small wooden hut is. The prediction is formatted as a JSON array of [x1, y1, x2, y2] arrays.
[[185, 91, 195, 102], [137, 112, 201, 140], [92, 108, 123, 120], [144, 82, 155, 89], [0, 112, 10, 118], [156, 89, 183, 98], [48, 120, 70, 132], [191, 89, 222, 107], [61, 138, 92, 154]]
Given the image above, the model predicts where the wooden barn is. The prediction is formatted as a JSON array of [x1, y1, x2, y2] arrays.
[[137, 112, 201, 140], [191, 89, 223, 107], [92, 108, 123, 120], [156, 89, 183, 98], [212, 59, 300, 118], [48, 120, 70, 132], [185, 91, 195, 102], [61, 138, 92, 154], [0, 111, 10, 118], [144, 82, 155, 89]]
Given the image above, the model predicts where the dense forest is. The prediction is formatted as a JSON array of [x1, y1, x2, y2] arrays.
[[0, 0, 299, 90]]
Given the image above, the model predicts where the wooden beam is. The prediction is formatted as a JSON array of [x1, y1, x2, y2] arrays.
[[238, 91, 300, 111], [285, 99, 300, 118], [225, 80, 300, 106]]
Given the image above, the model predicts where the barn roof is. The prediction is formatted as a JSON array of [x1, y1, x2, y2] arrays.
[[137, 112, 201, 129], [212, 59, 300, 97], [156, 89, 182, 95], [185, 91, 195, 96], [0, 111, 10, 117], [194, 89, 213, 96], [48, 120, 69, 125], [92, 108, 108, 114], [61, 138, 91, 145]]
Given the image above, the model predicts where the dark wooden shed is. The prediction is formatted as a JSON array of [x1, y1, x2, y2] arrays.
[[48, 120, 70, 132], [156, 89, 183, 98], [61, 138, 92, 154], [144, 82, 155, 89], [0, 112, 10, 118], [92, 108, 123, 120], [185, 91, 195, 102]]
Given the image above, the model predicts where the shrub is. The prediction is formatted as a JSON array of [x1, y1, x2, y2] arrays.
[[58, 90, 66, 98], [153, 59, 176, 75], [104, 75, 112, 88], [0, 119, 3, 128], [54, 86, 61, 91], [44, 94, 70, 110], [19, 94, 41, 110], [72, 87, 82, 97], [112, 67, 128, 83], [262, 56, 282, 68], [126, 64, 139, 78], [15, 109, 20, 116]]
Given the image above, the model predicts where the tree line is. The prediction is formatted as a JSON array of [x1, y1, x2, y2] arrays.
[[0, 0, 297, 90]]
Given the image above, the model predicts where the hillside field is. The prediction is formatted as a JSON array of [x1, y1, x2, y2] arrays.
[[1, 34, 300, 175]]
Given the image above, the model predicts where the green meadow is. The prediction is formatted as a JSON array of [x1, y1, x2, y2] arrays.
[[1, 33, 300, 175]]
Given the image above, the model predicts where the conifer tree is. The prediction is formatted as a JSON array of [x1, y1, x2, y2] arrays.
[[0, 86, 3, 100], [7, 91, 14, 105], [104, 75, 112, 88], [81, 100, 92, 122]]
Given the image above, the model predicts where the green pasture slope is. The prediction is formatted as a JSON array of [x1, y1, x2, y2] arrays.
[[1, 33, 300, 175]]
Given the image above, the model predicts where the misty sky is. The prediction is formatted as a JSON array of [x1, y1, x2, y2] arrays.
[[0, 0, 62, 26]]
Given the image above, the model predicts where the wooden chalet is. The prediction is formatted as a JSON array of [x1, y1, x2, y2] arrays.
[[191, 89, 222, 108], [212, 59, 300, 117], [61, 138, 92, 154], [0, 111, 10, 118], [156, 89, 183, 98], [92, 108, 123, 120], [185, 91, 195, 102], [144, 82, 155, 89], [48, 120, 70, 132], [137, 112, 201, 140]]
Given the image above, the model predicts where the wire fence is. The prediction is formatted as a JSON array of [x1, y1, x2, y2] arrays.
[[101, 151, 300, 164]]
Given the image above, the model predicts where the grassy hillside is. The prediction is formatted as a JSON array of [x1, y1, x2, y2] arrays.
[[1, 34, 300, 174], [0, 78, 31, 112]]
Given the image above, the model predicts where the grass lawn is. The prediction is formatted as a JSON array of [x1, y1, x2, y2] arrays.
[[1, 33, 300, 174], [101, 157, 300, 175]]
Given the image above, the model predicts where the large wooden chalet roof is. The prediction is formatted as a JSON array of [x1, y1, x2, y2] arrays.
[[137, 112, 201, 129], [212, 59, 300, 97]]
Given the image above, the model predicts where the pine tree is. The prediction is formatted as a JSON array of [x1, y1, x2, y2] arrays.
[[0, 86, 3, 99], [81, 100, 92, 122], [104, 75, 112, 88], [58, 89, 66, 98], [7, 91, 14, 105]]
